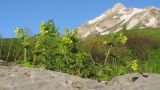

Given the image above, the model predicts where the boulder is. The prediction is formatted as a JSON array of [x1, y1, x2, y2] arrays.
[[0, 66, 107, 90], [106, 73, 160, 90], [0, 66, 160, 90]]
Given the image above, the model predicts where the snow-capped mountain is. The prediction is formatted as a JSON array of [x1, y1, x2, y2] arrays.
[[77, 3, 160, 38]]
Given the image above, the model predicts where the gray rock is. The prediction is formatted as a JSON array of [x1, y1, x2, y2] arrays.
[[0, 66, 107, 90], [0, 66, 160, 90], [106, 73, 160, 90]]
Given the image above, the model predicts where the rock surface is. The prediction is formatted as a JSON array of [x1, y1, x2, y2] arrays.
[[106, 73, 160, 90], [0, 66, 107, 90], [0, 66, 160, 90]]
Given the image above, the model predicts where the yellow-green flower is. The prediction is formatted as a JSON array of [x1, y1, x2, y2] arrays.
[[121, 36, 128, 44], [40, 22, 47, 34], [15, 28, 23, 37], [103, 40, 107, 45], [131, 60, 138, 71], [62, 37, 72, 44], [45, 31, 48, 34]]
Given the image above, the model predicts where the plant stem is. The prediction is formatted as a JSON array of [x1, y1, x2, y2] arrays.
[[14, 48, 20, 64], [104, 46, 112, 64], [33, 54, 36, 66], [6, 39, 12, 63], [24, 48, 27, 60]]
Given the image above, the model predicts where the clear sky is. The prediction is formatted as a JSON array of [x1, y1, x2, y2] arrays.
[[0, 0, 160, 38]]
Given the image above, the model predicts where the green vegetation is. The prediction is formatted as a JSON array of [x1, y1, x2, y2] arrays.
[[0, 21, 160, 81]]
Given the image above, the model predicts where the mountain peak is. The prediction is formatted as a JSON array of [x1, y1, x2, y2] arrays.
[[112, 3, 126, 10], [145, 6, 158, 10], [78, 4, 160, 38]]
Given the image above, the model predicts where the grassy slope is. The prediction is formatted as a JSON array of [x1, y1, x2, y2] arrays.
[[123, 28, 160, 73], [79, 28, 160, 74], [125, 28, 160, 42], [0, 38, 23, 62]]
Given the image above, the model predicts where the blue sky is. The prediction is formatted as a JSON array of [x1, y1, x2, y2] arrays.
[[0, 0, 160, 38]]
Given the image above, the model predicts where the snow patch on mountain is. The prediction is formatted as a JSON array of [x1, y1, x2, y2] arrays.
[[120, 8, 143, 25], [96, 27, 104, 32], [118, 8, 127, 14], [101, 31, 110, 35], [88, 14, 106, 24], [115, 28, 122, 32], [113, 16, 118, 19], [127, 19, 139, 29], [82, 31, 91, 38], [145, 17, 156, 27]]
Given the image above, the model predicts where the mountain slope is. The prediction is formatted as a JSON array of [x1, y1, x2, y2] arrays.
[[77, 3, 160, 38]]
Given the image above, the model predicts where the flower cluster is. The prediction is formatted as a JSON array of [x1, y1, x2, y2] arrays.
[[103, 40, 107, 45], [62, 28, 78, 45], [40, 22, 48, 35], [15, 28, 24, 38], [131, 60, 138, 71], [116, 33, 128, 44], [62, 37, 73, 44]]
